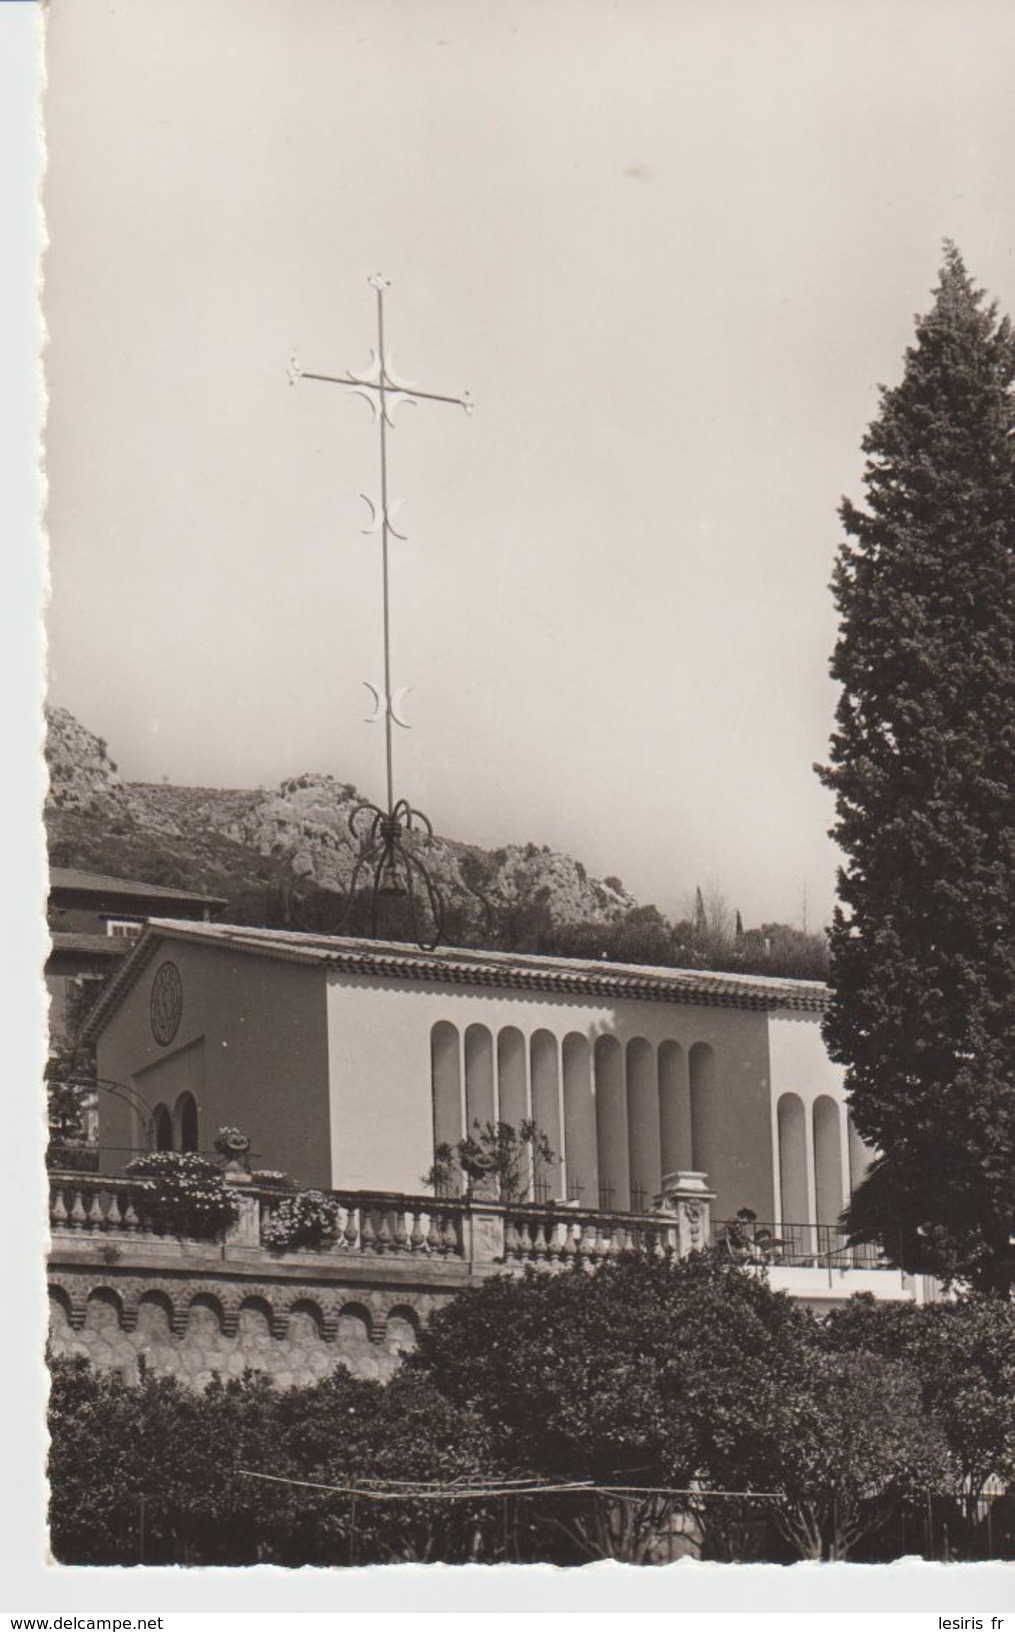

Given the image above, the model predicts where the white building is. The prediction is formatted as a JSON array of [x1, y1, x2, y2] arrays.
[[83, 919, 923, 1305], [77, 926, 939, 1305]]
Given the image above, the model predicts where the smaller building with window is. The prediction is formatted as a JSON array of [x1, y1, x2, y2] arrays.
[[46, 868, 227, 1048]]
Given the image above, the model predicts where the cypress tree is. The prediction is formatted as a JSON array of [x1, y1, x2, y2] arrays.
[[820, 245, 1015, 1293]]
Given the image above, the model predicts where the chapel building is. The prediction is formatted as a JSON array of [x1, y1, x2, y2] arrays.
[[83, 917, 872, 1243]]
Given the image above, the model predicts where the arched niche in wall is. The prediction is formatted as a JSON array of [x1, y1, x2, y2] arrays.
[[464, 1024, 495, 1131], [385, 1304, 420, 1354], [626, 1038, 661, 1210], [689, 1042, 719, 1185], [85, 1286, 124, 1333], [497, 1027, 528, 1132], [175, 1091, 199, 1154], [430, 1022, 462, 1186], [561, 1033, 597, 1207], [813, 1095, 844, 1229], [777, 1092, 809, 1238], [658, 1039, 691, 1179], [594, 1035, 629, 1212], [152, 1102, 173, 1152], [337, 1303, 372, 1344], [529, 1029, 562, 1200]]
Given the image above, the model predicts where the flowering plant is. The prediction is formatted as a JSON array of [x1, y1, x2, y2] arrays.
[[250, 1169, 293, 1189], [261, 1190, 340, 1252], [124, 1151, 241, 1240]]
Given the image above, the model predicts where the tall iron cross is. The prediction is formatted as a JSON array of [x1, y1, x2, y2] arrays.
[[289, 274, 472, 817]]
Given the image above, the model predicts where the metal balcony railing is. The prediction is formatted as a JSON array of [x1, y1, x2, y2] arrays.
[[712, 1217, 893, 1271]]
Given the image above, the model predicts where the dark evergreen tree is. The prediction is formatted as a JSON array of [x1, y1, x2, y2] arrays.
[[693, 885, 707, 939], [820, 246, 1015, 1292]]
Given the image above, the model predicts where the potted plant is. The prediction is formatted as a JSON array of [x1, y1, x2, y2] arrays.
[[213, 1126, 252, 1184]]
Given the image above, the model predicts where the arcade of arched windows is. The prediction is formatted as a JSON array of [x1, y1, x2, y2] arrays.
[[150, 1091, 200, 1155], [430, 1021, 717, 1213], [775, 1089, 868, 1240]]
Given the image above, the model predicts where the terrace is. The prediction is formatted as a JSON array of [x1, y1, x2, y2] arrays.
[[49, 1170, 922, 1308]]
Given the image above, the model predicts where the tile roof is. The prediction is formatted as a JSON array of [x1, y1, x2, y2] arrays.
[[47, 932, 130, 959], [49, 867, 227, 908], [81, 917, 829, 1039]]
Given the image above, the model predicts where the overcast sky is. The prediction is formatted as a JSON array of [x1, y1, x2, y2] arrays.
[[42, 0, 1015, 929]]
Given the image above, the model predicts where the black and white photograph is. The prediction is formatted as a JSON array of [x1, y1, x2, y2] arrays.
[[17, 0, 1015, 1605]]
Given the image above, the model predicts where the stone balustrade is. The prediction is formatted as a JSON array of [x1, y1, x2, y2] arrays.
[[47, 1170, 916, 1387], [47, 1176, 472, 1257], [504, 1208, 678, 1264], [258, 1189, 468, 1258], [50, 1175, 145, 1234], [47, 1169, 719, 1387], [49, 1171, 714, 1269]]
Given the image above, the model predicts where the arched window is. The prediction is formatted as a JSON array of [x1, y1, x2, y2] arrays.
[[594, 1035, 628, 1212], [777, 1092, 809, 1248], [464, 1024, 495, 1129], [152, 1103, 173, 1152], [813, 1095, 844, 1228], [430, 1022, 462, 1190], [562, 1033, 597, 1207], [497, 1027, 528, 1131], [689, 1042, 718, 1180], [626, 1038, 660, 1211], [658, 1040, 690, 1180], [175, 1091, 198, 1154], [529, 1030, 562, 1200]]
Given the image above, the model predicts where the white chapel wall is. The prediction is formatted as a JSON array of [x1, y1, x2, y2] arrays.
[[767, 1012, 873, 1234], [324, 972, 775, 1219]]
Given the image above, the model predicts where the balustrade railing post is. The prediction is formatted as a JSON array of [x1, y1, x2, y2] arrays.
[[655, 1171, 715, 1259], [464, 1199, 505, 1267], [225, 1191, 261, 1247]]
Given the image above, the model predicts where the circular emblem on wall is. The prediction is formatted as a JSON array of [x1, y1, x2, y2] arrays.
[[150, 961, 183, 1047]]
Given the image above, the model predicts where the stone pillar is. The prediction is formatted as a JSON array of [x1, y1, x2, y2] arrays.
[[657, 1170, 715, 1258], [226, 1191, 261, 1247], [464, 1202, 505, 1267]]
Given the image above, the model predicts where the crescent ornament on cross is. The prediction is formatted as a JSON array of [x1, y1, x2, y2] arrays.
[[290, 274, 470, 948], [362, 681, 412, 729], [359, 494, 408, 540]]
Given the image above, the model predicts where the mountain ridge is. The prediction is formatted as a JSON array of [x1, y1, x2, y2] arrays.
[[44, 705, 829, 977], [44, 706, 638, 932]]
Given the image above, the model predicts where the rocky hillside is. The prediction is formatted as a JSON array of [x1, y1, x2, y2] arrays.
[[44, 707, 829, 975], [44, 707, 637, 937]]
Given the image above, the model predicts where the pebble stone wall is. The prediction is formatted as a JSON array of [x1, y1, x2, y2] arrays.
[[47, 1279, 451, 1389]]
